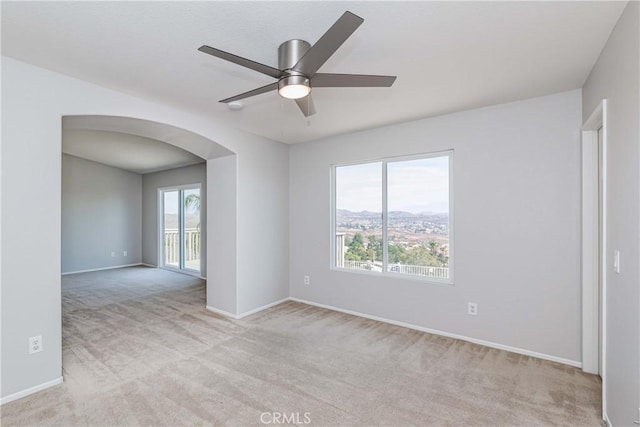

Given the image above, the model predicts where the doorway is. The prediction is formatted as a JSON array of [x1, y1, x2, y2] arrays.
[[160, 184, 202, 275], [581, 99, 607, 417], [597, 125, 604, 377]]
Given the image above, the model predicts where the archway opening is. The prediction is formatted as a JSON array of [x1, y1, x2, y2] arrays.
[[59, 115, 238, 376]]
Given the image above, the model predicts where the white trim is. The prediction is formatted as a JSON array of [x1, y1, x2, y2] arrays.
[[581, 99, 607, 420], [330, 150, 454, 284], [382, 161, 389, 271], [210, 294, 583, 368], [206, 298, 290, 320], [157, 187, 163, 272], [583, 99, 605, 130], [329, 165, 337, 270], [206, 305, 238, 319], [289, 297, 582, 368], [237, 297, 290, 319], [158, 183, 203, 275], [140, 263, 157, 268], [1, 376, 63, 405], [206, 295, 582, 367], [61, 263, 142, 276]]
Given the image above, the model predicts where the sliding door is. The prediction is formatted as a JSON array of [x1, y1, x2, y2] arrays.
[[160, 185, 201, 274]]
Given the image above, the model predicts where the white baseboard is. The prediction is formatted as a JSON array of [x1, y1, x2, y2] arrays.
[[206, 298, 290, 320], [206, 305, 239, 319], [289, 297, 582, 368], [157, 266, 206, 281], [237, 297, 290, 319], [0, 376, 63, 405], [140, 263, 157, 268], [61, 263, 142, 276]]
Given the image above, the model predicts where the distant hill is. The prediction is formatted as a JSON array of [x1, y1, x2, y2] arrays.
[[336, 209, 448, 224], [164, 213, 200, 229]]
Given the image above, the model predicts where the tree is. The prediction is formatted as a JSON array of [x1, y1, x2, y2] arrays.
[[366, 235, 382, 262], [184, 193, 200, 213], [388, 244, 406, 264], [345, 233, 368, 261], [184, 193, 201, 230]]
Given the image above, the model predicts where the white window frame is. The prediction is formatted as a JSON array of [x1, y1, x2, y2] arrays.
[[330, 150, 454, 285], [158, 183, 202, 277]]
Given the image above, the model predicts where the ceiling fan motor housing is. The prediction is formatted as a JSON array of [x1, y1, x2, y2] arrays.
[[278, 39, 311, 71]]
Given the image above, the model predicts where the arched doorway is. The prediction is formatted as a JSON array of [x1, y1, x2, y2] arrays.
[[61, 114, 238, 310]]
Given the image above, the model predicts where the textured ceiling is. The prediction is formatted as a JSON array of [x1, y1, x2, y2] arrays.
[[2, 1, 626, 144]]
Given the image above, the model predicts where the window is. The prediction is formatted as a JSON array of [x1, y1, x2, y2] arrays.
[[333, 151, 452, 282], [160, 185, 201, 274]]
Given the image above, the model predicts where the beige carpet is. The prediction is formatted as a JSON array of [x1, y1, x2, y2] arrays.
[[1, 266, 601, 426]]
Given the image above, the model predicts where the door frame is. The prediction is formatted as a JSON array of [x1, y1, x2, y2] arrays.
[[581, 99, 607, 416], [158, 183, 202, 277]]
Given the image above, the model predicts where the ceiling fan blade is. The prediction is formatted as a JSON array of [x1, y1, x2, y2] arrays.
[[219, 82, 278, 103], [312, 73, 397, 87], [292, 11, 364, 77], [199, 45, 283, 79], [295, 94, 316, 117]]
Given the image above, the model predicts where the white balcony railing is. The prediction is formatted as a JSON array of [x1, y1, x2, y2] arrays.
[[164, 228, 201, 268], [343, 260, 449, 279]]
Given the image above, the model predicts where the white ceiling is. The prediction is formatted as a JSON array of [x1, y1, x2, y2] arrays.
[[2, 1, 626, 144], [63, 130, 204, 174]]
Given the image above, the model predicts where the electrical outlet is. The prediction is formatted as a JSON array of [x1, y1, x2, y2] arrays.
[[123, 251, 127, 257], [304, 275, 310, 285], [29, 335, 43, 354], [468, 302, 478, 316], [111, 251, 115, 257]]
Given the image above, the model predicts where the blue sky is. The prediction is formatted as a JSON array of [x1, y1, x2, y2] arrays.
[[336, 156, 449, 214]]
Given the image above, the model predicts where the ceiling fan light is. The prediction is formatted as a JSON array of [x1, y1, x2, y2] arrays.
[[278, 75, 311, 100], [279, 84, 311, 100]]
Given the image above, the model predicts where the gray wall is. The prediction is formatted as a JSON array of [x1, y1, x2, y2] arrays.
[[142, 163, 207, 276], [207, 156, 237, 313], [236, 140, 290, 315], [62, 154, 142, 273], [582, 2, 639, 425], [2, 56, 288, 400], [290, 90, 583, 363]]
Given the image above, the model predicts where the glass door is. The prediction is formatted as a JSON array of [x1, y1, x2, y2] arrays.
[[161, 185, 201, 274], [183, 187, 201, 272], [163, 190, 180, 269]]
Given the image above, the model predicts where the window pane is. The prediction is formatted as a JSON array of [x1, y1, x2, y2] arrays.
[[335, 162, 382, 272], [163, 190, 179, 268], [183, 188, 201, 273], [386, 156, 450, 279]]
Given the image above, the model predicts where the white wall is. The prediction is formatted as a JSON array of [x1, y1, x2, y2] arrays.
[[290, 90, 583, 363], [141, 163, 207, 276], [62, 154, 142, 273], [236, 142, 290, 314], [582, 2, 640, 425], [207, 156, 237, 314], [1, 57, 289, 400]]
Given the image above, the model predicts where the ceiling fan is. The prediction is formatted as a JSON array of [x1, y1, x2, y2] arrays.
[[198, 11, 397, 117]]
